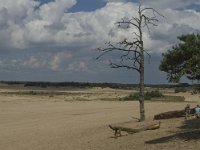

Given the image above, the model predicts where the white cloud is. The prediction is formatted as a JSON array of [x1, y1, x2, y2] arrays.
[[0, 0, 39, 21], [4, 0, 199, 54], [49, 52, 72, 71], [0, 0, 77, 49], [0, 0, 200, 82], [23, 56, 42, 68], [38, 0, 76, 22], [25, 20, 53, 44], [67, 61, 91, 73], [142, 0, 200, 10]]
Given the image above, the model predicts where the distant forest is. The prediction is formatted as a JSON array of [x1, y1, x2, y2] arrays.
[[0, 81, 192, 89]]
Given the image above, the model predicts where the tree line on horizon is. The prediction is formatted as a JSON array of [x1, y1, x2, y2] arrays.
[[0, 80, 191, 89]]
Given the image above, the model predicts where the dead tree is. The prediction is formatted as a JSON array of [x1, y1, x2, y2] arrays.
[[154, 108, 196, 120], [97, 3, 163, 121], [109, 121, 161, 137]]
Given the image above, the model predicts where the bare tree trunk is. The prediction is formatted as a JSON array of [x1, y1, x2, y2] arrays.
[[139, 9, 145, 121], [139, 72, 145, 121], [139, 52, 145, 121], [109, 122, 161, 137], [154, 108, 195, 120]]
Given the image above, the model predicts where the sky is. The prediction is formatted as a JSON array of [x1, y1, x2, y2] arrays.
[[0, 0, 200, 84]]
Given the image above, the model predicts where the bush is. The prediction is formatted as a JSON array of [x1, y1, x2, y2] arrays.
[[123, 90, 163, 101], [123, 93, 138, 101], [162, 95, 185, 102], [192, 85, 200, 94], [146, 90, 163, 98], [174, 87, 187, 93], [29, 91, 37, 95]]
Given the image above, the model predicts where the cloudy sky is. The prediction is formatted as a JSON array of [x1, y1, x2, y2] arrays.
[[0, 0, 199, 84]]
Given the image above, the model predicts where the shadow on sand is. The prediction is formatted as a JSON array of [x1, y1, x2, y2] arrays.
[[146, 118, 200, 144]]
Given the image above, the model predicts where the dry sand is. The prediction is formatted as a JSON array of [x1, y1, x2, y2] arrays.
[[0, 88, 200, 150]]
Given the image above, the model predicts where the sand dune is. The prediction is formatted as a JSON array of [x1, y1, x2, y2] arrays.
[[0, 88, 200, 150]]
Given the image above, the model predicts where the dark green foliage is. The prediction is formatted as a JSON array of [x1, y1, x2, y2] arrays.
[[174, 87, 187, 93], [191, 85, 200, 94], [146, 90, 163, 98], [1, 81, 192, 89], [194, 85, 200, 92], [159, 96, 185, 102], [160, 33, 200, 83], [123, 90, 163, 101], [123, 93, 140, 101], [29, 91, 37, 95], [122, 91, 185, 102]]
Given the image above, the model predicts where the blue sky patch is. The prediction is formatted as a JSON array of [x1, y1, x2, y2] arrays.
[[186, 3, 200, 12], [69, 0, 106, 12], [37, 0, 55, 5]]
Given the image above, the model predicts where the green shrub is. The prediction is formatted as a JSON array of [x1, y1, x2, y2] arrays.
[[29, 91, 37, 95], [191, 85, 200, 94], [123, 90, 163, 101], [174, 87, 187, 93], [123, 93, 139, 101], [146, 90, 163, 98], [163, 96, 185, 102]]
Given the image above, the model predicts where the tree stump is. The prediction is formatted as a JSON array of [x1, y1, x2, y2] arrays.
[[109, 122, 161, 137], [154, 108, 195, 120]]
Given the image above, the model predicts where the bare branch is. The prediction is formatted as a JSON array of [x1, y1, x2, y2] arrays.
[[133, 32, 140, 38], [142, 14, 159, 32], [119, 38, 141, 49], [97, 40, 142, 53], [120, 50, 131, 61], [141, 7, 164, 18], [130, 17, 140, 24], [142, 15, 158, 25], [109, 60, 141, 73], [117, 19, 140, 29], [144, 49, 151, 64], [96, 48, 113, 60]]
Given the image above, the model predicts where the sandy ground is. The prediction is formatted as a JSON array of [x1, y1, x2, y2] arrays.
[[1, 88, 200, 150]]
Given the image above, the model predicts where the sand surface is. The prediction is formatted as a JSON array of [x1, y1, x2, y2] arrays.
[[0, 88, 200, 150]]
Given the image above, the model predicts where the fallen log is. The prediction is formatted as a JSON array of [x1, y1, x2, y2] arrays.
[[109, 122, 161, 137], [154, 108, 195, 120]]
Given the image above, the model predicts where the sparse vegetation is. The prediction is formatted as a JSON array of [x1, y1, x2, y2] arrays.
[[123, 90, 163, 101], [174, 87, 187, 93], [29, 91, 37, 95], [190, 85, 200, 95], [122, 90, 185, 102], [153, 95, 185, 102]]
